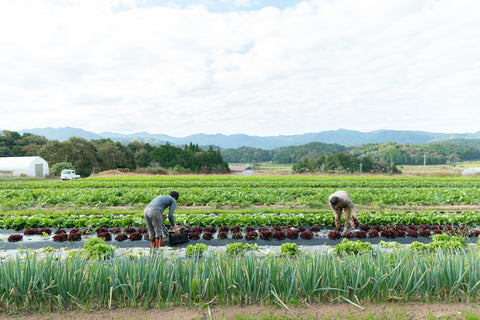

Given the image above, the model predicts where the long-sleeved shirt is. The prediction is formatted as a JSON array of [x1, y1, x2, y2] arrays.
[[146, 195, 176, 226], [328, 190, 357, 216]]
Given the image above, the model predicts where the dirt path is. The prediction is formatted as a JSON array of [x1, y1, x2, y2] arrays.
[[2, 302, 479, 320]]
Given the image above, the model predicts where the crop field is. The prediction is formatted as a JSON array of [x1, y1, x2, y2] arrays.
[[1, 175, 480, 318], [1, 176, 480, 209]]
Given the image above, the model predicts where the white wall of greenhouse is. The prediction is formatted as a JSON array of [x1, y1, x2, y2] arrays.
[[0, 156, 49, 178]]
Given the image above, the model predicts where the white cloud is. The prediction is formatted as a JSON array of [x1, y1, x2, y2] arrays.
[[0, 0, 479, 136]]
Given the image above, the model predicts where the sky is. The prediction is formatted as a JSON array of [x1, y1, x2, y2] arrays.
[[0, 0, 479, 137]]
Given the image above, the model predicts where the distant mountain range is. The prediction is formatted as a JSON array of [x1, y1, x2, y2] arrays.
[[8, 127, 480, 150]]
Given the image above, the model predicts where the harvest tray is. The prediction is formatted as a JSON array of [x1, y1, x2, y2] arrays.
[[163, 224, 190, 244]]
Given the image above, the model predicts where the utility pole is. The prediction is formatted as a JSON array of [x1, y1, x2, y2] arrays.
[[423, 152, 426, 173]]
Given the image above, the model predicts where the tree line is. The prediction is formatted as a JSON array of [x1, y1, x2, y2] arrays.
[[292, 152, 401, 174], [221, 142, 347, 164], [0, 130, 229, 177], [221, 141, 480, 166]]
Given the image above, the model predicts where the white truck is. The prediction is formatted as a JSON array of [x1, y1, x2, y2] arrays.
[[61, 169, 81, 180]]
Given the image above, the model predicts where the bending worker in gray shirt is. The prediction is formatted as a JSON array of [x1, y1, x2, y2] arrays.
[[144, 191, 180, 248], [329, 190, 359, 230]]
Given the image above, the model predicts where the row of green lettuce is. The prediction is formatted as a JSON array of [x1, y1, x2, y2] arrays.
[[2, 176, 480, 189], [1, 209, 479, 230], [1, 186, 480, 209]]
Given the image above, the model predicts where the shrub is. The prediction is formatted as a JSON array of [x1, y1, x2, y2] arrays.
[[186, 243, 208, 257], [97, 232, 112, 241], [272, 231, 286, 241], [300, 230, 313, 240], [7, 234, 23, 242], [281, 243, 300, 257], [245, 231, 258, 241], [217, 231, 228, 239], [115, 233, 128, 241], [128, 232, 142, 241], [259, 230, 273, 241], [202, 231, 213, 240]]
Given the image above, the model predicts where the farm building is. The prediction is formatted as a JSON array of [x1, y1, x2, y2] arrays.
[[463, 168, 480, 176], [229, 165, 254, 175], [0, 156, 49, 178]]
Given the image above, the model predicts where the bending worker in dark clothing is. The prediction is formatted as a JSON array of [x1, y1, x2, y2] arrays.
[[329, 190, 359, 229], [144, 191, 180, 248]]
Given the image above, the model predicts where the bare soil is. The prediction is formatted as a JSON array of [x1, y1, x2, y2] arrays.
[[1, 302, 479, 320]]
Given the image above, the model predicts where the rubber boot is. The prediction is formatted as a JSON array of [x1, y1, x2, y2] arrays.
[[150, 240, 156, 249], [155, 238, 164, 248]]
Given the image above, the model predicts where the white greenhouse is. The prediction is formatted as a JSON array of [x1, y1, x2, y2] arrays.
[[0, 156, 49, 178]]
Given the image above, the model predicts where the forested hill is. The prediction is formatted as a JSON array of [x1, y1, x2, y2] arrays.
[[221, 142, 348, 164], [222, 140, 480, 165]]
